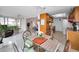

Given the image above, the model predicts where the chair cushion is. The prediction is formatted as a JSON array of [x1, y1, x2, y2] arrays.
[[25, 40, 33, 48]]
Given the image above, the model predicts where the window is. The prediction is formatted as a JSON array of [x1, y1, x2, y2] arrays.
[[8, 18, 16, 26], [0, 16, 21, 35], [5, 17, 8, 25], [0, 17, 4, 25], [0, 16, 21, 28]]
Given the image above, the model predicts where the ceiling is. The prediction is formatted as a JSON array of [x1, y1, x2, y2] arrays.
[[0, 6, 74, 18]]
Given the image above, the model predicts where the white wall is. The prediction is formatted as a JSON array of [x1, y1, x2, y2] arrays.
[[20, 18, 27, 32], [62, 19, 68, 34], [53, 18, 72, 35], [53, 19, 63, 32]]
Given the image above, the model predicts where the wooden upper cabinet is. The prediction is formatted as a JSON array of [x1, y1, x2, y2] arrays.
[[68, 6, 79, 23], [40, 13, 47, 34], [74, 7, 79, 22]]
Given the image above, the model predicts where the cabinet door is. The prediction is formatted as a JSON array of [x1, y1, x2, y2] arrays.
[[40, 13, 47, 34], [67, 31, 79, 50], [75, 7, 79, 22]]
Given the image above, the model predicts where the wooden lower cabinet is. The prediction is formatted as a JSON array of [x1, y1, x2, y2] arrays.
[[67, 31, 79, 51]]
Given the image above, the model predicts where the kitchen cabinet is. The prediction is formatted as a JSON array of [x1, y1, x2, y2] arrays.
[[68, 6, 79, 23], [67, 31, 79, 51], [40, 13, 53, 35]]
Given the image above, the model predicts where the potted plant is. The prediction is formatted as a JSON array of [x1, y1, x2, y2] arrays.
[[8, 26, 19, 34], [0, 24, 8, 37], [0, 24, 14, 38]]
